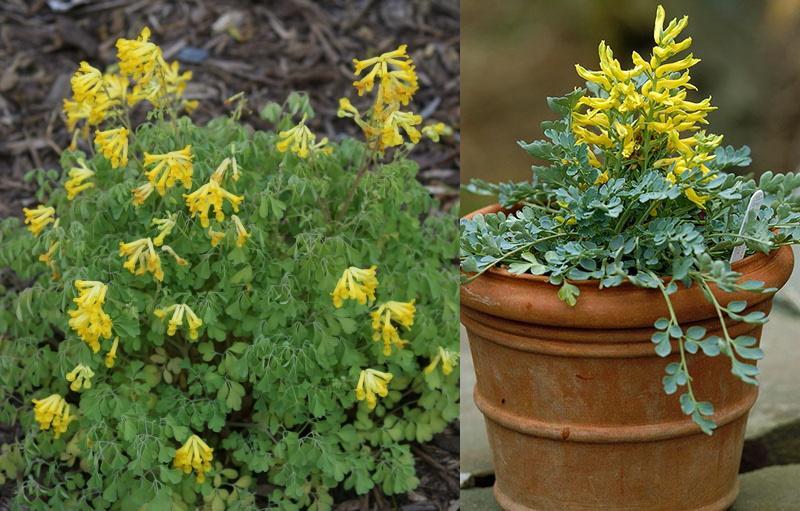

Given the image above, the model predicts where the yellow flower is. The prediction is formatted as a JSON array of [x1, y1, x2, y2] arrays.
[[152, 213, 177, 246], [39, 241, 60, 280], [380, 110, 422, 149], [116, 27, 162, 81], [355, 368, 393, 410], [352, 45, 418, 104], [370, 300, 416, 356], [118, 237, 164, 281], [337, 97, 361, 120], [31, 394, 74, 439], [173, 434, 214, 483], [63, 98, 91, 132], [331, 266, 378, 308], [276, 117, 330, 158], [594, 170, 610, 185], [424, 347, 459, 376], [23, 205, 56, 236], [68, 280, 113, 353], [421, 122, 453, 143], [105, 336, 119, 368], [208, 226, 225, 247], [65, 160, 95, 200], [70, 61, 102, 102], [65, 364, 95, 392], [132, 182, 155, 206], [94, 127, 129, 169], [184, 178, 244, 228], [161, 245, 188, 266], [613, 122, 636, 158], [156, 304, 202, 340], [143, 146, 193, 195], [231, 215, 249, 248]]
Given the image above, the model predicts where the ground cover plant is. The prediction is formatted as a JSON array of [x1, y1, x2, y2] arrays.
[[461, 5, 800, 434], [0, 28, 459, 510]]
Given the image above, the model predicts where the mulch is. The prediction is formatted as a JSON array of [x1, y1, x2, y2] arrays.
[[0, 1, 460, 509]]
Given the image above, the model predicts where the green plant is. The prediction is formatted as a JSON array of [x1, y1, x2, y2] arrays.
[[461, 5, 800, 434], [0, 30, 459, 510]]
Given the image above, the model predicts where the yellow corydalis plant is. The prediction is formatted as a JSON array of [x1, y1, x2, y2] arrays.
[[118, 237, 164, 282], [31, 394, 74, 439], [355, 368, 393, 410], [173, 434, 214, 483], [23, 205, 56, 236], [276, 116, 331, 159], [143, 146, 194, 195], [155, 304, 203, 340], [571, 4, 719, 208], [64, 160, 95, 200], [424, 347, 459, 376], [184, 176, 244, 228], [331, 266, 378, 308], [65, 364, 95, 392], [339, 45, 449, 154], [370, 300, 416, 356], [67, 280, 113, 353]]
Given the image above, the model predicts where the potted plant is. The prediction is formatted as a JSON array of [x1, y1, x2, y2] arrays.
[[0, 30, 460, 510], [460, 5, 799, 511]]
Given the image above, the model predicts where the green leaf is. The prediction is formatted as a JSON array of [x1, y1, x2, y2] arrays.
[[557, 282, 579, 306]]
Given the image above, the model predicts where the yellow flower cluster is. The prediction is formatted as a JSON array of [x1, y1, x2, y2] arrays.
[[65, 364, 95, 392], [571, 5, 719, 208], [424, 347, 459, 376], [63, 27, 194, 167], [32, 394, 74, 439], [67, 280, 113, 353], [118, 237, 164, 282], [184, 176, 244, 228], [355, 368, 393, 410], [64, 160, 95, 200], [338, 45, 451, 153], [23, 205, 56, 236], [143, 146, 194, 195], [276, 116, 331, 159], [331, 266, 378, 308], [173, 434, 214, 483], [155, 304, 203, 340], [370, 300, 416, 356]]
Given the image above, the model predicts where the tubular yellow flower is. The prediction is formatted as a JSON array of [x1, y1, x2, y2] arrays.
[[421, 122, 453, 143], [70, 61, 102, 102], [65, 160, 95, 200], [331, 266, 378, 308], [152, 213, 177, 246], [23, 205, 56, 236], [94, 127, 129, 169], [65, 364, 95, 392], [380, 110, 422, 149], [156, 304, 202, 340], [161, 245, 188, 266], [424, 347, 460, 376], [355, 368, 393, 410], [105, 336, 119, 368], [370, 300, 416, 356], [132, 182, 155, 206], [208, 226, 225, 247], [118, 237, 164, 281], [352, 45, 418, 104], [31, 394, 74, 439], [63, 98, 91, 132], [184, 178, 243, 228], [231, 215, 249, 248], [143, 146, 193, 195], [68, 280, 112, 353], [116, 27, 162, 81], [174, 435, 213, 483], [276, 117, 330, 158]]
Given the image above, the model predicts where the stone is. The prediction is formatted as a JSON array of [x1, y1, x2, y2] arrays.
[[459, 487, 502, 511], [731, 464, 800, 510]]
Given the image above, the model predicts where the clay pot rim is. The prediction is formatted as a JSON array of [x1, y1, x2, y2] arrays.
[[463, 202, 777, 288]]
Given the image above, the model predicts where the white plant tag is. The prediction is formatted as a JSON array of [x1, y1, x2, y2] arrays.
[[730, 189, 764, 263]]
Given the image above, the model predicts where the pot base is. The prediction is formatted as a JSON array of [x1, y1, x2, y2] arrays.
[[493, 479, 740, 511]]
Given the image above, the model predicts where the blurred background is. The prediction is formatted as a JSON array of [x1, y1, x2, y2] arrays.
[[462, 0, 800, 213]]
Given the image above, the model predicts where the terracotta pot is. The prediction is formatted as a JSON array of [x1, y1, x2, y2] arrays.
[[461, 203, 795, 511]]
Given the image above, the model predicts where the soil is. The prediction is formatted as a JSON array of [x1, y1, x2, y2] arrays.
[[0, 1, 460, 509]]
